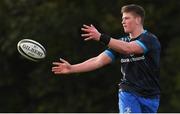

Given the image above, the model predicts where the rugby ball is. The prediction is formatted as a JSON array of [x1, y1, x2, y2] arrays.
[[17, 39, 46, 62]]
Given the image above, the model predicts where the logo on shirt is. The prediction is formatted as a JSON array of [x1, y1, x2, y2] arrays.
[[121, 55, 145, 63], [124, 107, 131, 113]]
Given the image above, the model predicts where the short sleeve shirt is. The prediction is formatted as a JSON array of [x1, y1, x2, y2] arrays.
[[104, 30, 161, 97]]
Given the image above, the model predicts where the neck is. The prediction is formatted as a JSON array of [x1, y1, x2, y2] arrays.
[[129, 26, 144, 39]]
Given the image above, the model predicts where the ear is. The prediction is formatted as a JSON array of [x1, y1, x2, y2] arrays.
[[135, 17, 141, 25]]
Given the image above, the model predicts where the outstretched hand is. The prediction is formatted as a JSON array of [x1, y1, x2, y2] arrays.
[[81, 24, 101, 41], [52, 58, 72, 74]]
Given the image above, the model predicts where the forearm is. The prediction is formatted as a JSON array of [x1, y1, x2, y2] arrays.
[[99, 34, 132, 54], [99, 34, 143, 54], [108, 38, 132, 54], [70, 57, 104, 73]]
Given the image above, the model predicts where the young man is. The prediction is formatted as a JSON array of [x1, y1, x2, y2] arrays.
[[52, 4, 161, 113]]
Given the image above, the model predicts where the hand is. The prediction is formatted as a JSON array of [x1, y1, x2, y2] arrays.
[[52, 58, 72, 74], [81, 24, 101, 41]]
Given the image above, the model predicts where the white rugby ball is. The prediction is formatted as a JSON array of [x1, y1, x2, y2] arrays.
[[17, 39, 46, 62]]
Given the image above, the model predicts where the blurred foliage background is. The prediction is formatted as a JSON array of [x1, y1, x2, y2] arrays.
[[0, 0, 180, 112]]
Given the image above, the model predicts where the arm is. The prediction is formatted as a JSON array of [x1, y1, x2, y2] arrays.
[[107, 38, 144, 54], [81, 24, 144, 54], [52, 52, 112, 74]]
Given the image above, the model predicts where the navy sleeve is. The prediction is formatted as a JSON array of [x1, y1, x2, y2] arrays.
[[103, 48, 119, 62], [135, 33, 154, 53]]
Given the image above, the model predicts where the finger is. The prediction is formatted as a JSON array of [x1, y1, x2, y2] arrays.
[[52, 62, 61, 66], [53, 71, 61, 74], [54, 71, 66, 74], [81, 28, 91, 32], [83, 24, 91, 29], [54, 72, 62, 74], [52, 66, 61, 71], [52, 69, 62, 73], [90, 24, 95, 28], [52, 69, 58, 72], [84, 37, 93, 41], [81, 33, 91, 37], [60, 58, 69, 64]]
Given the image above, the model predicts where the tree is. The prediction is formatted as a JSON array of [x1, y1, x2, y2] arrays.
[[0, 0, 180, 112]]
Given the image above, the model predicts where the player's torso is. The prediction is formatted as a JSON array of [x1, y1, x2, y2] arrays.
[[119, 32, 161, 96]]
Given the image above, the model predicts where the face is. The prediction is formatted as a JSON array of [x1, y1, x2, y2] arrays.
[[121, 12, 140, 33]]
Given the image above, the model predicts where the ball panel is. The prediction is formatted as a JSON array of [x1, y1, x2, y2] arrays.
[[17, 44, 38, 61], [19, 42, 46, 59], [17, 39, 46, 62], [20, 39, 46, 55]]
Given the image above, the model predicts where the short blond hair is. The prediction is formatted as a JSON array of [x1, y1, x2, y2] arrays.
[[121, 4, 145, 24]]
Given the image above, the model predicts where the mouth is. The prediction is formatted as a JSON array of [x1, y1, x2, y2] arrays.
[[123, 24, 127, 28], [123, 25, 127, 29], [122, 25, 129, 32]]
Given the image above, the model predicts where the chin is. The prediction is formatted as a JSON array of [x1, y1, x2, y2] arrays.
[[124, 29, 130, 33], [123, 27, 132, 33]]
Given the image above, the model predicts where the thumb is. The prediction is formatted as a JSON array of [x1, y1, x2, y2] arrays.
[[60, 58, 70, 65], [91, 24, 95, 28]]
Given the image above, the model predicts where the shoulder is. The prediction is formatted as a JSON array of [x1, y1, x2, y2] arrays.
[[136, 30, 161, 52], [141, 31, 158, 40], [140, 31, 161, 49], [140, 31, 160, 43]]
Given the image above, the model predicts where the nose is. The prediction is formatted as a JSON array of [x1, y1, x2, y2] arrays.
[[121, 19, 125, 24]]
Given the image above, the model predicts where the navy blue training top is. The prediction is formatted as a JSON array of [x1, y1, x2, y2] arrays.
[[104, 30, 161, 97]]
